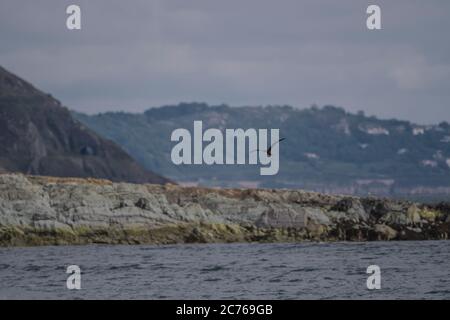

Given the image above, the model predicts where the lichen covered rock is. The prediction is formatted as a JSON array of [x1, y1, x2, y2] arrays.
[[0, 174, 448, 246]]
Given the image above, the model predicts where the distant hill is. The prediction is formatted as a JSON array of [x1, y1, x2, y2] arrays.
[[0, 66, 170, 184], [74, 102, 450, 199]]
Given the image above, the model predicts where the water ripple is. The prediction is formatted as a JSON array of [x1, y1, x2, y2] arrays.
[[0, 241, 449, 299]]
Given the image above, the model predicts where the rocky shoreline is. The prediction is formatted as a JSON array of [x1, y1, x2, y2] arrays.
[[0, 174, 449, 246]]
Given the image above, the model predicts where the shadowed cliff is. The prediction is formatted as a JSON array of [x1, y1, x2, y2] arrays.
[[0, 66, 170, 184]]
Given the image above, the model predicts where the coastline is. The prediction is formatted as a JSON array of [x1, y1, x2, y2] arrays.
[[0, 174, 449, 247]]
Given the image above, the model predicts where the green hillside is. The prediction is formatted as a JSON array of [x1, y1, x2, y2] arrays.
[[73, 103, 450, 198]]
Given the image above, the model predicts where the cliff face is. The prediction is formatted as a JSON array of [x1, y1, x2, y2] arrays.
[[0, 66, 170, 184], [0, 174, 448, 246]]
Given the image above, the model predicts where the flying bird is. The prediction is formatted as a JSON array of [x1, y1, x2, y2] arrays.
[[251, 138, 286, 157]]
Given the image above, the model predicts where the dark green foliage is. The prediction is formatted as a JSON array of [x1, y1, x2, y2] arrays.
[[73, 102, 450, 197]]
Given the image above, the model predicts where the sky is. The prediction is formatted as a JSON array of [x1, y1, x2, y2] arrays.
[[0, 0, 449, 124]]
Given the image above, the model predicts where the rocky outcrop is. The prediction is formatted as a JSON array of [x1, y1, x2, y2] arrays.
[[0, 174, 449, 246]]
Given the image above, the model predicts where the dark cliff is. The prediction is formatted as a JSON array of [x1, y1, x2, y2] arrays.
[[0, 66, 170, 184]]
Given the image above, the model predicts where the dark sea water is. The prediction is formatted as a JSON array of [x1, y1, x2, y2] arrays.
[[0, 241, 449, 300]]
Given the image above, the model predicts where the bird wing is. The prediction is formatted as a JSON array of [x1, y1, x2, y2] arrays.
[[267, 138, 286, 153]]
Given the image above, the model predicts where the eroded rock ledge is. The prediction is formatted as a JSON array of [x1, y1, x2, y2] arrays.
[[0, 174, 449, 246]]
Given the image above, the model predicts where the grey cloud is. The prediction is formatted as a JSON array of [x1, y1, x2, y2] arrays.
[[0, 0, 449, 123]]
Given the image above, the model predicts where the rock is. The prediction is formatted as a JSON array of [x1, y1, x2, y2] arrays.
[[256, 206, 307, 229], [379, 212, 407, 225], [406, 226, 422, 233], [378, 203, 420, 226], [135, 198, 149, 210], [432, 202, 450, 217], [362, 198, 408, 222], [406, 205, 422, 224], [330, 198, 368, 221], [0, 173, 448, 246], [373, 224, 398, 240], [304, 207, 331, 225], [417, 207, 440, 222]]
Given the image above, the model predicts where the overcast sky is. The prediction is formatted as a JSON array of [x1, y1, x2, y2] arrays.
[[1, 0, 449, 123]]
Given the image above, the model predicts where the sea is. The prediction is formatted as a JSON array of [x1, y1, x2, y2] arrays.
[[0, 241, 449, 299]]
